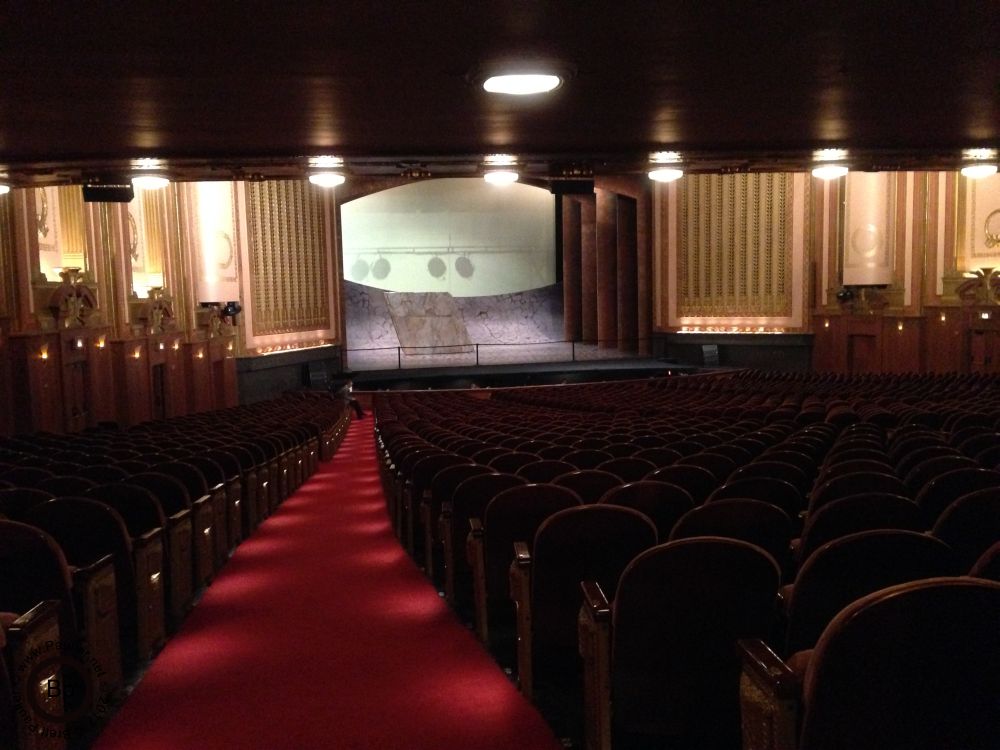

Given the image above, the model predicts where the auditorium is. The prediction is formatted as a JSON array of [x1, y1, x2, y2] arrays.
[[1, 4, 999, 749]]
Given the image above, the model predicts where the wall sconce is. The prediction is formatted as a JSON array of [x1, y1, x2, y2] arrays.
[[897, 321, 904, 332], [96, 336, 106, 349], [158, 342, 165, 351], [172, 340, 180, 351], [75, 338, 84, 349], [981, 312, 991, 320], [227, 342, 234, 352], [197, 349, 205, 359], [39, 345, 49, 360], [132, 347, 142, 360], [823, 319, 830, 329], [940, 312, 947, 323]]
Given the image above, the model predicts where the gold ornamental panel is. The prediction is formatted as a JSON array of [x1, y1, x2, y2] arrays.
[[678, 174, 793, 318], [247, 180, 331, 336]]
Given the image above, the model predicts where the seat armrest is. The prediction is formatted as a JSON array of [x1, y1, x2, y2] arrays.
[[513, 541, 531, 568], [509, 541, 534, 698], [738, 638, 802, 750], [469, 517, 484, 537], [580, 580, 610, 623], [466, 520, 488, 645], [579, 579, 612, 750], [7, 599, 61, 637]]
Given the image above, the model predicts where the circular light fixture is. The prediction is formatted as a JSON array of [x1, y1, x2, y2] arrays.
[[427, 257, 447, 278], [455, 256, 475, 278], [372, 257, 391, 280], [648, 168, 684, 183], [132, 174, 170, 190], [482, 73, 561, 95], [308, 172, 346, 188], [351, 257, 370, 281], [812, 164, 850, 180], [961, 163, 998, 179], [484, 170, 519, 185]]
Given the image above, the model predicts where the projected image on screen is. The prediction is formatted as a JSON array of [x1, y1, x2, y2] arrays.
[[341, 178, 555, 297]]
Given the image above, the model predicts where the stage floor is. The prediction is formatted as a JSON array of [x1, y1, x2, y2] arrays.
[[347, 341, 652, 371]]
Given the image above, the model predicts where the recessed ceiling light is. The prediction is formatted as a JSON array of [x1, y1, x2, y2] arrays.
[[309, 155, 344, 169], [648, 168, 684, 183], [812, 164, 849, 180], [309, 172, 346, 188], [961, 163, 998, 179], [484, 153, 518, 166], [650, 151, 682, 164], [132, 174, 170, 190], [482, 73, 561, 95], [484, 170, 519, 185]]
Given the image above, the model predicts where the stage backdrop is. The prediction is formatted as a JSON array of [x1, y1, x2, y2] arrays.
[[340, 178, 555, 297]]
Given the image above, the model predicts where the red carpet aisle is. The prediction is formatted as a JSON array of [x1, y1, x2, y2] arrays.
[[94, 415, 561, 750]]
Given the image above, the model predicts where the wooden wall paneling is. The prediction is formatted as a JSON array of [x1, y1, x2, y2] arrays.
[[561, 197, 582, 341], [880, 317, 922, 374], [185, 341, 213, 414], [209, 337, 238, 410], [811, 314, 848, 373], [844, 316, 882, 374], [7, 333, 63, 433], [923, 307, 965, 373], [0, 323, 11, 436], [616, 195, 638, 352], [86, 328, 115, 427], [112, 339, 152, 427], [595, 188, 618, 347], [155, 335, 188, 419], [580, 196, 597, 343]]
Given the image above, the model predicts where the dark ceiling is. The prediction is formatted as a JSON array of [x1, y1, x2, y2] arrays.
[[1, 1, 997, 185]]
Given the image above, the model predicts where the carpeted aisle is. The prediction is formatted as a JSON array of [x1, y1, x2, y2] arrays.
[[94, 415, 562, 750]]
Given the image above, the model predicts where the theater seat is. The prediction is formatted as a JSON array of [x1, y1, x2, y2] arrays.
[[553, 469, 622, 504], [930, 487, 1000, 571], [783, 530, 958, 655], [509, 504, 656, 700], [969, 541, 1000, 581], [579, 537, 779, 750], [468, 483, 581, 649], [598, 480, 694, 539], [740, 577, 1000, 750]]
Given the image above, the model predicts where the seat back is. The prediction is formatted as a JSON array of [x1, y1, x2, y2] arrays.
[[128, 472, 192, 515], [970, 541, 1000, 580], [809, 471, 909, 514], [675, 451, 737, 482], [0, 520, 77, 640], [612, 538, 779, 745], [931, 486, 1000, 570], [483, 484, 582, 604], [797, 493, 924, 565], [552, 469, 622, 504], [914, 467, 1000, 523], [531, 505, 656, 686], [671, 498, 793, 571], [785, 530, 958, 653], [903, 454, 978, 493], [596, 457, 657, 483], [709, 476, 804, 518], [646, 464, 718, 504], [516, 460, 575, 483], [563, 449, 614, 470], [800, 577, 1000, 750], [0, 487, 56, 520], [730, 460, 810, 494], [598, 480, 694, 539], [488, 451, 540, 475]]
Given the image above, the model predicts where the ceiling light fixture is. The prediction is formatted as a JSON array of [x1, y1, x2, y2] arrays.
[[482, 73, 561, 95], [961, 163, 998, 179], [309, 172, 346, 188], [484, 153, 518, 166], [0, 182, 10, 195], [648, 167, 684, 183], [132, 174, 170, 190], [811, 148, 849, 180], [309, 155, 344, 169], [650, 151, 682, 164], [483, 170, 519, 185], [960, 149, 998, 179]]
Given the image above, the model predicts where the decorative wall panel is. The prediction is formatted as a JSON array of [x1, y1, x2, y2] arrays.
[[246, 181, 330, 336], [958, 173, 1000, 270], [843, 172, 895, 286], [677, 174, 793, 318]]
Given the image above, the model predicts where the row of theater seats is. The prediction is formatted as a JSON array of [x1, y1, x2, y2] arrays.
[[373, 371, 1000, 750], [0, 392, 350, 750]]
